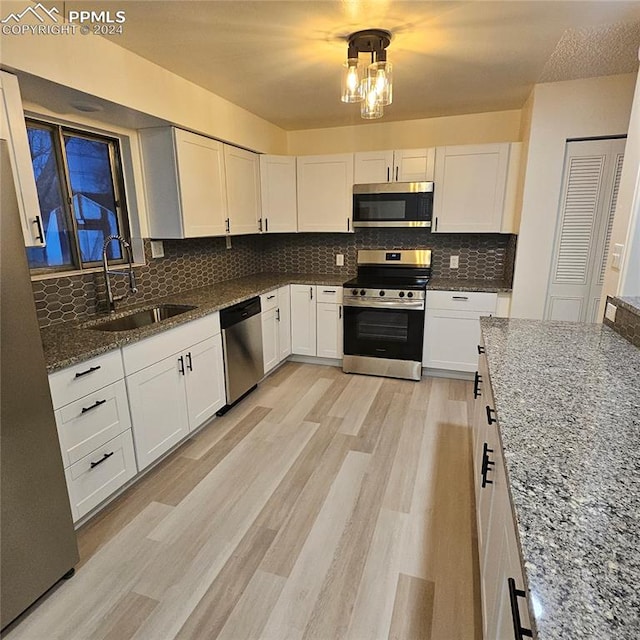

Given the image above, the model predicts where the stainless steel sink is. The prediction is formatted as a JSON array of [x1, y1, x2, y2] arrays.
[[86, 304, 197, 332]]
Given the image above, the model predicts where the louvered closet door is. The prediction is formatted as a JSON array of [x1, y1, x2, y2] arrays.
[[545, 138, 626, 322]]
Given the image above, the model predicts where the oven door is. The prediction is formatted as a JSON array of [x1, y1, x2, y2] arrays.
[[343, 305, 425, 361]]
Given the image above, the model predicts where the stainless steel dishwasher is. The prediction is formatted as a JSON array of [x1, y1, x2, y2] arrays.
[[218, 296, 264, 413]]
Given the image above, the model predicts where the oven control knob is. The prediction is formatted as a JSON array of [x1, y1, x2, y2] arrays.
[[352, 289, 358, 296], [407, 292, 414, 298], [360, 289, 366, 296], [399, 291, 405, 297], [379, 290, 385, 297]]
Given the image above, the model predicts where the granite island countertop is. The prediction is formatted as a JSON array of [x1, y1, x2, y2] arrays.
[[480, 317, 640, 639], [41, 272, 346, 373]]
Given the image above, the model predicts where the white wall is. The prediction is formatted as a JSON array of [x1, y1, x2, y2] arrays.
[[601, 68, 640, 300], [2, 26, 288, 154], [287, 110, 521, 155], [510, 73, 636, 320]]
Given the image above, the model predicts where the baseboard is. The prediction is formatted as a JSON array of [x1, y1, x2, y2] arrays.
[[422, 367, 475, 381], [288, 355, 343, 367]]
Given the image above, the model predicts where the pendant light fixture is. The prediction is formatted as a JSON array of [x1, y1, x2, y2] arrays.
[[341, 29, 392, 120]]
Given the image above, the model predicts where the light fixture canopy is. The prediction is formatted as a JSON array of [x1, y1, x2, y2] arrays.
[[341, 29, 393, 120]]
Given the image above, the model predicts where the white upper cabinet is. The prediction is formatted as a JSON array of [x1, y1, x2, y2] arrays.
[[0, 71, 44, 247], [224, 144, 261, 235], [140, 127, 227, 238], [354, 148, 435, 184], [433, 143, 521, 233], [297, 154, 354, 232], [259, 155, 297, 233]]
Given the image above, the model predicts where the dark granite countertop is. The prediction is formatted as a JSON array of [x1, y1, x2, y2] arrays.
[[427, 277, 512, 293], [41, 273, 346, 373], [480, 317, 640, 639], [615, 295, 640, 315]]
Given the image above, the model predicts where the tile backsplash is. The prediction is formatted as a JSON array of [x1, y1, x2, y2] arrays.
[[32, 231, 516, 328], [603, 296, 640, 348]]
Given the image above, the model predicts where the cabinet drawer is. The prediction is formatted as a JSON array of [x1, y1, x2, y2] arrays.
[[49, 350, 124, 410], [260, 289, 279, 312], [426, 291, 497, 313], [65, 430, 137, 522], [55, 380, 131, 467], [316, 287, 343, 304], [122, 312, 220, 375]]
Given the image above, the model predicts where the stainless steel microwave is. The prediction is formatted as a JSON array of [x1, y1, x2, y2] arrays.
[[352, 182, 434, 228]]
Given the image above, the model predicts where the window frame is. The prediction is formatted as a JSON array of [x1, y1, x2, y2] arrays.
[[25, 118, 131, 275]]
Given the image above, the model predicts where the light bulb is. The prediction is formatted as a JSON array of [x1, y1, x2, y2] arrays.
[[341, 58, 364, 103], [368, 60, 393, 106]]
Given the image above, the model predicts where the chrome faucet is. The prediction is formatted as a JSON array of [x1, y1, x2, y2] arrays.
[[102, 235, 138, 313]]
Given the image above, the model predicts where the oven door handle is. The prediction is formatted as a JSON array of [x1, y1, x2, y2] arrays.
[[343, 299, 425, 310]]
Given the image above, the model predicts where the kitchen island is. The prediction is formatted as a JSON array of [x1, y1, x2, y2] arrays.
[[480, 317, 640, 638]]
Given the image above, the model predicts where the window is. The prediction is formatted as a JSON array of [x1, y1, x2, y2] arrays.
[[25, 120, 130, 273]]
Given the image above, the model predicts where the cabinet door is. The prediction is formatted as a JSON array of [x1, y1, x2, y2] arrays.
[[433, 143, 510, 233], [423, 310, 489, 372], [290, 284, 317, 356], [297, 154, 354, 232], [224, 144, 261, 235], [354, 150, 394, 184], [394, 148, 435, 182], [126, 354, 189, 470], [0, 72, 43, 247], [277, 285, 292, 361], [316, 303, 343, 359], [260, 155, 297, 233], [185, 336, 226, 430], [261, 307, 279, 373], [174, 129, 228, 237]]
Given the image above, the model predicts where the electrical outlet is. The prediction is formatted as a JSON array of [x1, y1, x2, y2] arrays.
[[336, 254, 344, 266], [449, 255, 459, 269], [150, 240, 164, 258], [605, 302, 617, 322]]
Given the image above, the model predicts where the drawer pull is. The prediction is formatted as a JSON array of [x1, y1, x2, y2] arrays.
[[486, 405, 497, 425], [477, 345, 485, 355], [508, 578, 533, 639], [323, 289, 336, 294], [473, 371, 482, 399], [81, 399, 107, 414], [90, 451, 114, 469], [267, 295, 276, 300], [75, 365, 101, 378], [452, 295, 469, 300], [481, 442, 495, 488]]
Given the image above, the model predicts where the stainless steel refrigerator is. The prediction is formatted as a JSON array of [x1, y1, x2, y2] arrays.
[[1, 140, 79, 629]]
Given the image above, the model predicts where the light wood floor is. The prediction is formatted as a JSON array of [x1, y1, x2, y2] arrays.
[[5, 363, 481, 640]]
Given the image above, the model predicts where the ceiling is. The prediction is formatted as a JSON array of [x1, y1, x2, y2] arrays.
[[40, 1, 640, 130]]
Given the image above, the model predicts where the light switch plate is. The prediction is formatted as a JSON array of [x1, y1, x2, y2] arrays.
[[605, 302, 617, 322], [150, 240, 164, 258], [336, 254, 344, 266], [450, 255, 459, 269], [612, 243, 625, 269]]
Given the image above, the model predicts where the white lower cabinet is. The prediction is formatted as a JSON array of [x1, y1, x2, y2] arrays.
[[291, 284, 343, 358], [423, 291, 497, 372], [64, 430, 137, 523], [123, 313, 225, 471], [261, 286, 292, 374], [49, 350, 137, 523], [474, 346, 533, 639], [291, 285, 317, 356]]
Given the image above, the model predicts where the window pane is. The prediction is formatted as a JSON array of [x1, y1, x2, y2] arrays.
[[64, 134, 121, 263], [25, 127, 74, 269]]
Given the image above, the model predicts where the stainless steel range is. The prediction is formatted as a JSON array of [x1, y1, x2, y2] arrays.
[[342, 249, 431, 381]]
